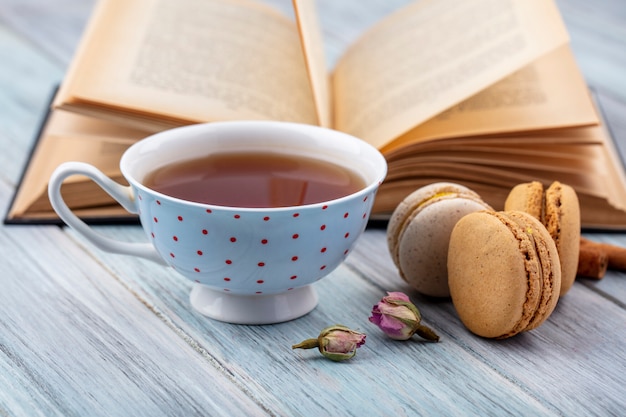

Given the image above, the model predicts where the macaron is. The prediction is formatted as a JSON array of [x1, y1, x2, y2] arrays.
[[504, 181, 580, 295], [387, 182, 492, 297], [447, 210, 561, 339]]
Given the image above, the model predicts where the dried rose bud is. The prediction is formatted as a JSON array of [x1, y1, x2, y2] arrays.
[[292, 324, 366, 361], [369, 291, 440, 342]]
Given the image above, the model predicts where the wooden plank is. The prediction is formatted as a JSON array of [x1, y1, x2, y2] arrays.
[[555, 0, 626, 101], [63, 229, 553, 416], [66, 223, 626, 415], [0, 0, 95, 66], [0, 25, 62, 184], [349, 229, 626, 415], [0, 186, 272, 417]]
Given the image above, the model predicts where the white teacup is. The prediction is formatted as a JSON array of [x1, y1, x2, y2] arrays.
[[48, 121, 387, 324]]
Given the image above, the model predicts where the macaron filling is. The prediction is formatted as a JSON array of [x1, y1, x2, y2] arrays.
[[505, 180, 579, 295], [491, 212, 543, 338], [544, 182, 562, 250], [507, 211, 560, 333]]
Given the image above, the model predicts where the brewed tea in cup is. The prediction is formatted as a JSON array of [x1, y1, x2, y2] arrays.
[[143, 151, 366, 208]]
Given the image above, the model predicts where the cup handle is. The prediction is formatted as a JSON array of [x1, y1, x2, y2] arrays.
[[48, 161, 166, 265]]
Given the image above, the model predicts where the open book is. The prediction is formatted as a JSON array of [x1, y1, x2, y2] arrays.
[[6, 0, 626, 229]]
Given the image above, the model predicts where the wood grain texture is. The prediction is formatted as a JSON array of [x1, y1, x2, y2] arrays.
[[0, 0, 625, 416], [0, 185, 270, 417]]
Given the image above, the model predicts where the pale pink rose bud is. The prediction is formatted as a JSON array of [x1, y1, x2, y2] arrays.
[[292, 324, 366, 361], [369, 292, 440, 341]]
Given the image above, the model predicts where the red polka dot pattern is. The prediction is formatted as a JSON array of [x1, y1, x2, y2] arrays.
[[138, 186, 376, 295]]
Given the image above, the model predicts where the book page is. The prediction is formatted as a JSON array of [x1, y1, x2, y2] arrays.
[[371, 99, 626, 228], [55, 0, 317, 126], [374, 126, 619, 211], [332, 0, 570, 148], [384, 45, 599, 152], [594, 110, 626, 213], [8, 111, 145, 217], [292, 0, 331, 127]]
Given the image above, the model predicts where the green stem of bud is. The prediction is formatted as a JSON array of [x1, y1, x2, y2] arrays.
[[292, 338, 319, 350], [415, 324, 440, 342]]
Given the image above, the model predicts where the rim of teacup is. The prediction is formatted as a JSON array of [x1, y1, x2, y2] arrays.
[[121, 120, 388, 212]]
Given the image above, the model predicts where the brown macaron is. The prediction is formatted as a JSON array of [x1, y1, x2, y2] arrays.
[[387, 182, 492, 297], [504, 181, 580, 295], [448, 210, 561, 339]]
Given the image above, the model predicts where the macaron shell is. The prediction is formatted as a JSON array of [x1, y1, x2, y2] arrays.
[[395, 197, 494, 297], [448, 211, 544, 338], [505, 181, 580, 296], [504, 181, 544, 219], [544, 182, 580, 295], [387, 182, 486, 266]]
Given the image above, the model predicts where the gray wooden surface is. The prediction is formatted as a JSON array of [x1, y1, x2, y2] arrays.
[[1, 0, 625, 416]]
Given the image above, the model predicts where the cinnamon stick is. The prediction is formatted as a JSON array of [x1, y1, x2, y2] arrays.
[[577, 240, 609, 279], [580, 237, 626, 271]]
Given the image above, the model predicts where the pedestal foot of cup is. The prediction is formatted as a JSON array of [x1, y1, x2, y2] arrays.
[[189, 284, 319, 324]]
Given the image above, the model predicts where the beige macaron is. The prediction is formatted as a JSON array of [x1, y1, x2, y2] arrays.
[[448, 210, 561, 339], [387, 182, 492, 297], [504, 181, 580, 295]]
